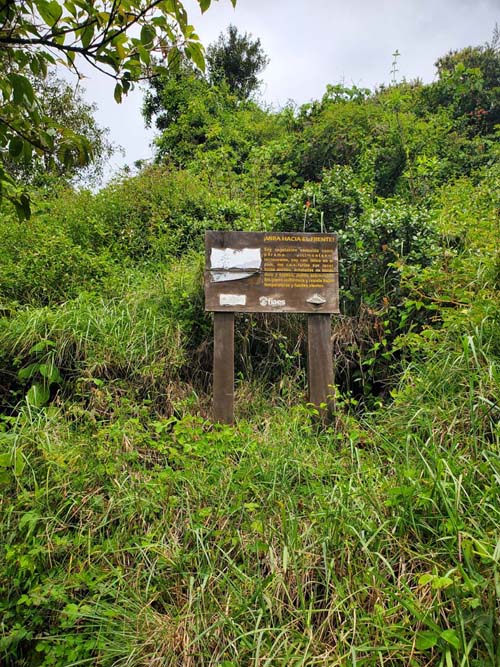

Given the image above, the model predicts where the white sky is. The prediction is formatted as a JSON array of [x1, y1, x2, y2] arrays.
[[75, 0, 499, 179]]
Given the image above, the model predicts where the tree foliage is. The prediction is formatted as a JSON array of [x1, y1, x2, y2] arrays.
[[8, 72, 114, 186], [0, 0, 235, 217], [142, 24, 269, 168], [424, 30, 500, 134], [143, 55, 207, 132], [206, 24, 269, 99], [142, 58, 278, 170]]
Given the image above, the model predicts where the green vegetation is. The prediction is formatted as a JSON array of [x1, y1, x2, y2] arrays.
[[206, 24, 269, 99], [1, 24, 499, 667], [0, 0, 233, 216]]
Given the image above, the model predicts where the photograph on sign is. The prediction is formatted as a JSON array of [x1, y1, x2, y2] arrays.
[[205, 231, 339, 314]]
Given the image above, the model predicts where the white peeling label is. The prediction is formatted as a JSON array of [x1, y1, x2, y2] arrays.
[[211, 270, 257, 282], [211, 247, 261, 271], [219, 294, 247, 306]]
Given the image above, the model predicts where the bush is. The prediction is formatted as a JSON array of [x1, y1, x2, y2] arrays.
[[48, 167, 252, 263], [0, 205, 112, 307], [275, 167, 438, 311]]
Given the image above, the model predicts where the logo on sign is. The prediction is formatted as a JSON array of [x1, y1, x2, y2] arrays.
[[259, 296, 286, 307]]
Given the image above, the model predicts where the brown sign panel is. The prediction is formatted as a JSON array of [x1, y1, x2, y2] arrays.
[[205, 231, 339, 313]]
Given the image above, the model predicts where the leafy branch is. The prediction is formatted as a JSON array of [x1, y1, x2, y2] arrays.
[[0, 0, 236, 217]]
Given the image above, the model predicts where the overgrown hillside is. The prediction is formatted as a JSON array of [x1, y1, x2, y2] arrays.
[[1, 30, 499, 667]]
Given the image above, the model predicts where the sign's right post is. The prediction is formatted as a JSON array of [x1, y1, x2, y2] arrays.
[[307, 313, 334, 422]]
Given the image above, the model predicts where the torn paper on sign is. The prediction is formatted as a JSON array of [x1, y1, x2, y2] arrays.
[[211, 271, 256, 282], [219, 294, 247, 306], [211, 247, 261, 271]]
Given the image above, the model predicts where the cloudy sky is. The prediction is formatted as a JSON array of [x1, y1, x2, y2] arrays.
[[78, 0, 499, 178]]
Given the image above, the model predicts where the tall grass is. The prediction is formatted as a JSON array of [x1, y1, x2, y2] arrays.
[[1, 364, 498, 666], [0, 262, 207, 415]]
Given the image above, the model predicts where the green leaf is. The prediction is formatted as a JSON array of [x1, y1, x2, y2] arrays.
[[9, 137, 24, 158], [64, 1, 77, 16], [29, 57, 40, 76], [80, 23, 95, 49], [187, 41, 205, 71], [415, 631, 438, 650], [199, 0, 211, 12], [159, 0, 176, 12], [0, 448, 24, 476], [471, 538, 493, 561], [140, 24, 156, 47], [151, 15, 168, 28], [38, 363, 62, 384], [167, 45, 181, 70], [18, 363, 40, 381], [0, 453, 11, 468], [112, 31, 128, 59], [8, 73, 35, 104], [14, 193, 31, 221], [37, 0, 63, 26], [53, 31, 66, 45], [29, 340, 56, 354], [26, 383, 50, 408], [114, 82, 123, 103], [14, 450, 25, 476], [39, 130, 55, 150], [432, 576, 453, 590], [137, 44, 151, 66], [441, 629, 460, 650]]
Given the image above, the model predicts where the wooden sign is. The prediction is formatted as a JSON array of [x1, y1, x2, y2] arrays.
[[205, 231, 339, 424], [205, 231, 339, 314]]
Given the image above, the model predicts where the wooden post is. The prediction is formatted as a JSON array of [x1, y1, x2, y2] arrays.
[[213, 312, 235, 424], [307, 314, 334, 421]]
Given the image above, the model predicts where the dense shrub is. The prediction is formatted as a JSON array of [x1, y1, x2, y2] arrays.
[[49, 167, 253, 262], [275, 166, 438, 311], [0, 206, 112, 307]]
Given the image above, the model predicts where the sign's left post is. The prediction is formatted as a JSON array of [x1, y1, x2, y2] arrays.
[[213, 312, 235, 424]]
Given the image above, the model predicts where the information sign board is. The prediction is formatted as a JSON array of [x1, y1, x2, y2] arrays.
[[205, 231, 339, 313], [205, 230, 339, 424]]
